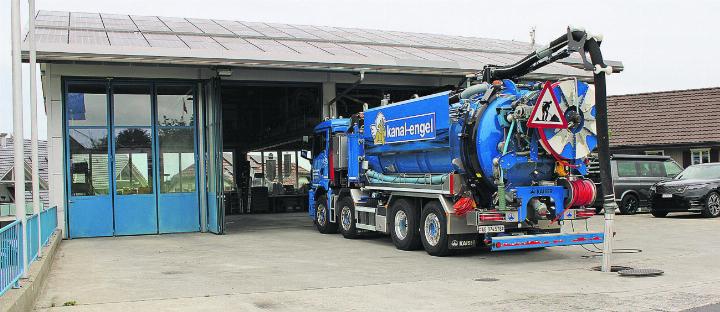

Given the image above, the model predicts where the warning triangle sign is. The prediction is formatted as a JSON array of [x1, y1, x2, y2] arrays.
[[527, 81, 568, 129]]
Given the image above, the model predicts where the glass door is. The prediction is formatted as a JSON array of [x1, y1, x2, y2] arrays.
[[112, 84, 158, 235], [156, 84, 200, 233], [66, 82, 114, 238], [205, 78, 224, 234]]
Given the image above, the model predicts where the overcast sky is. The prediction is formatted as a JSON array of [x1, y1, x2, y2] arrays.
[[2, 0, 719, 139]]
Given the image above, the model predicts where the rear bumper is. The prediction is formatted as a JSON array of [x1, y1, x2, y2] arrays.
[[490, 232, 604, 251]]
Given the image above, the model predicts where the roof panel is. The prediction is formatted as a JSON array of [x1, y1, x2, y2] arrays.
[[130, 15, 171, 32], [242, 22, 290, 38], [278, 40, 331, 56], [35, 27, 68, 44], [179, 35, 225, 50], [212, 37, 263, 52], [159, 17, 203, 34], [214, 20, 263, 37], [144, 33, 187, 48], [309, 41, 361, 57], [30, 11, 601, 79], [100, 14, 137, 31], [187, 18, 233, 35], [245, 38, 297, 53], [69, 29, 109, 46], [107, 31, 148, 47]]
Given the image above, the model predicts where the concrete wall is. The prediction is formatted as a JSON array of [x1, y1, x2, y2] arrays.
[[42, 62, 461, 237]]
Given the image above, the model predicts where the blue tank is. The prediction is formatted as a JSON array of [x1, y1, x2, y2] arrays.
[[362, 79, 596, 188]]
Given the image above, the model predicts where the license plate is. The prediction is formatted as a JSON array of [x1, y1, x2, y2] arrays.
[[662, 193, 673, 198], [478, 225, 504, 234]]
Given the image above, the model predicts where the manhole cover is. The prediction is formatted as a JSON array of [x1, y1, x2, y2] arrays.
[[618, 268, 664, 277], [474, 277, 499, 282], [591, 265, 633, 272]]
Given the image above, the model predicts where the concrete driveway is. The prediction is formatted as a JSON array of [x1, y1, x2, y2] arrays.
[[34, 212, 720, 311]]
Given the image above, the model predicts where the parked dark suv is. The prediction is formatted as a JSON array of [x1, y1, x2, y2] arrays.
[[649, 163, 720, 218], [590, 154, 683, 214]]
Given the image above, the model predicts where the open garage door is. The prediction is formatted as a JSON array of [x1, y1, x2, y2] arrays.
[[205, 78, 225, 234]]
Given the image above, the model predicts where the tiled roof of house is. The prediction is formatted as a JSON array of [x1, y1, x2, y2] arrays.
[[0, 135, 50, 204], [607, 87, 720, 147]]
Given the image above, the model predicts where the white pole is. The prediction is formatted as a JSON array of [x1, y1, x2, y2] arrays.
[[29, 0, 42, 258], [11, 0, 29, 278]]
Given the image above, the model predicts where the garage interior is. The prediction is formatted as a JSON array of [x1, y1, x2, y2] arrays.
[[218, 81, 445, 221]]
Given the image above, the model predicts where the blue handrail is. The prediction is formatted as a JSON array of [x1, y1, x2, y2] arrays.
[[0, 206, 58, 296]]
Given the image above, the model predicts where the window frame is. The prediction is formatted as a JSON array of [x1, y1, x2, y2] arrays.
[[691, 148, 711, 165]]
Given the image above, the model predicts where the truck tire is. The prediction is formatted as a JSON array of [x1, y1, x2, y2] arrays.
[[390, 199, 422, 250], [619, 194, 639, 215], [420, 201, 451, 257], [701, 191, 720, 218], [314, 195, 338, 234], [338, 196, 359, 238]]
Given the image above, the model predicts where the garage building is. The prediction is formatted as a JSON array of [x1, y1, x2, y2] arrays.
[[26, 10, 603, 238]]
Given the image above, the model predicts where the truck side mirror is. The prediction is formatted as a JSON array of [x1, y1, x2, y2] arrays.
[[302, 136, 310, 143], [300, 150, 311, 160]]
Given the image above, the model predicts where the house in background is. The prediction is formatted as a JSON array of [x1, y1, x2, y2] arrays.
[[0, 133, 50, 207], [608, 87, 720, 167]]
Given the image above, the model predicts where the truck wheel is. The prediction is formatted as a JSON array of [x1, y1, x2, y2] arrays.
[[314, 195, 338, 234], [619, 194, 639, 215], [420, 201, 451, 257], [338, 196, 359, 238], [701, 191, 720, 218], [390, 199, 422, 250]]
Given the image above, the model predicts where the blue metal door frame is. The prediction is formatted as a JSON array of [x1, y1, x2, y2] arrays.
[[111, 82, 159, 236], [64, 81, 115, 238], [63, 78, 202, 238]]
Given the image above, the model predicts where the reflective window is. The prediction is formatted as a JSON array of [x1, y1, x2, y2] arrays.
[[67, 83, 108, 127], [159, 128, 196, 193], [157, 85, 195, 126], [616, 161, 637, 177], [664, 161, 683, 178], [113, 84, 152, 126], [69, 129, 109, 196], [115, 128, 153, 195], [223, 152, 236, 191]]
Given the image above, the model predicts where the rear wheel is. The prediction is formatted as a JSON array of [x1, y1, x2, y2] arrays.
[[701, 191, 720, 218], [651, 210, 668, 218], [619, 194, 639, 215], [338, 196, 359, 238], [314, 195, 338, 234], [390, 199, 422, 250], [420, 201, 451, 257]]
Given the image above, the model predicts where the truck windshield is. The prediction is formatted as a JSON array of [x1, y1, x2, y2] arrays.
[[311, 132, 327, 157], [675, 164, 720, 180]]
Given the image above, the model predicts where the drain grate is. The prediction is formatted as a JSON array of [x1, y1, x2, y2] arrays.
[[618, 268, 664, 277], [591, 265, 633, 272]]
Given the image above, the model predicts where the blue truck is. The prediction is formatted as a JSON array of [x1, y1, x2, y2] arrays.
[[306, 28, 613, 256]]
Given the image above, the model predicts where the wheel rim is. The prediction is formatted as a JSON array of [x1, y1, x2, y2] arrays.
[[394, 210, 408, 240], [625, 197, 638, 213], [709, 193, 720, 216], [424, 213, 441, 247], [341, 206, 352, 231], [316, 204, 327, 226]]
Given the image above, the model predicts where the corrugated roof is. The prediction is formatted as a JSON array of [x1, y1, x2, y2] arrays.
[[23, 10, 597, 79], [607, 87, 720, 147]]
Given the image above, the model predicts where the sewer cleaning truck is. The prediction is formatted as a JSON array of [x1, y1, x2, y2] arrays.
[[306, 27, 616, 256]]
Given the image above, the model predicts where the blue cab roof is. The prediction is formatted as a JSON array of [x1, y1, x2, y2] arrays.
[[314, 118, 351, 133]]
